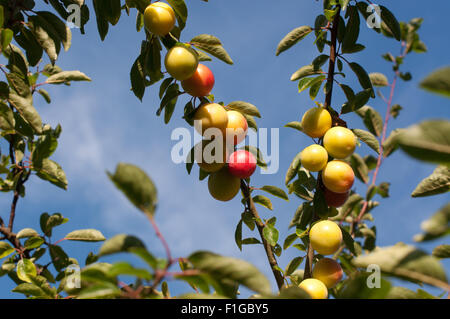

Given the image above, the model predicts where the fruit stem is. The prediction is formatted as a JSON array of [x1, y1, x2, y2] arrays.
[[240, 179, 285, 291]]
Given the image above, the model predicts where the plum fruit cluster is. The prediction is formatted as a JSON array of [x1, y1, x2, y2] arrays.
[[143, 2, 257, 202], [297, 106, 357, 298]]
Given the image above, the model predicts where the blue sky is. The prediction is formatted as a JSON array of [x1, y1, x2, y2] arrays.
[[0, 0, 449, 298]]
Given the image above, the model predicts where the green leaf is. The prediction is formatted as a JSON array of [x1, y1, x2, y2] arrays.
[[285, 152, 302, 185], [338, 274, 392, 299], [369, 72, 389, 87], [352, 129, 380, 154], [412, 166, 450, 198], [37, 89, 51, 103], [166, 0, 187, 31], [49, 245, 70, 272], [93, 0, 109, 41], [260, 185, 289, 201], [382, 128, 403, 157], [242, 238, 261, 245], [107, 262, 153, 280], [234, 220, 242, 251], [190, 34, 233, 65], [0, 101, 15, 132], [342, 6, 360, 53], [45, 71, 91, 84], [285, 256, 303, 276], [420, 66, 450, 98], [103, 0, 121, 25], [130, 54, 146, 101], [253, 195, 273, 210], [349, 62, 374, 97], [340, 226, 357, 255], [40, 212, 68, 237], [1, 28, 13, 50], [290, 65, 323, 82], [350, 153, 369, 184], [158, 83, 181, 116], [276, 26, 312, 56], [262, 225, 279, 247], [298, 76, 325, 93], [386, 286, 421, 299], [283, 233, 298, 250], [107, 163, 158, 216], [78, 282, 122, 299], [28, 16, 59, 63], [98, 234, 156, 268], [353, 243, 448, 285], [33, 131, 58, 164], [312, 55, 329, 71], [356, 105, 383, 137], [65, 229, 106, 242], [8, 93, 42, 134], [432, 245, 450, 259], [16, 228, 40, 239], [396, 120, 450, 165], [24, 237, 44, 250], [285, 121, 303, 133], [380, 6, 401, 41], [0, 5, 3, 28], [0, 242, 14, 259], [35, 159, 68, 190], [17, 259, 37, 283], [226, 101, 261, 118], [188, 251, 272, 296], [414, 203, 450, 242], [12, 283, 47, 298]]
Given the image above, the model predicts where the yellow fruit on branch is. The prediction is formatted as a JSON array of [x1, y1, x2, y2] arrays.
[[193, 103, 229, 137], [301, 107, 332, 138], [300, 144, 329, 172], [144, 2, 176, 36], [321, 160, 355, 194], [298, 278, 328, 299], [207, 167, 241, 201], [323, 126, 356, 159], [309, 220, 343, 255], [312, 257, 343, 288], [164, 45, 199, 81]]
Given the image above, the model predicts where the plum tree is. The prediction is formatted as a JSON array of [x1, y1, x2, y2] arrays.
[[193, 103, 229, 137], [181, 64, 215, 97], [301, 107, 332, 138], [164, 45, 199, 81], [225, 110, 248, 145], [312, 258, 343, 289], [323, 126, 356, 159], [228, 150, 257, 179], [300, 144, 328, 172], [143, 2, 176, 36], [309, 220, 343, 255], [1, 0, 447, 302], [321, 160, 355, 194], [298, 278, 328, 299], [208, 167, 241, 201]]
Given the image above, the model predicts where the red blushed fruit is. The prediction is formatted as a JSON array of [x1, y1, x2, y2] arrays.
[[228, 150, 257, 179], [181, 64, 215, 97], [324, 188, 349, 208]]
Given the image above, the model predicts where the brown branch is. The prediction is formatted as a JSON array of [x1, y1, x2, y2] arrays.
[[240, 179, 285, 291], [304, 6, 341, 280]]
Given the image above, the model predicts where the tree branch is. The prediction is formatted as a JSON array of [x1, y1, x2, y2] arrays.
[[304, 6, 341, 280], [240, 179, 285, 291]]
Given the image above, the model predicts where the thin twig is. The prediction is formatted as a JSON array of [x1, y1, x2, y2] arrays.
[[240, 179, 285, 291], [304, 6, 341, 280]]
